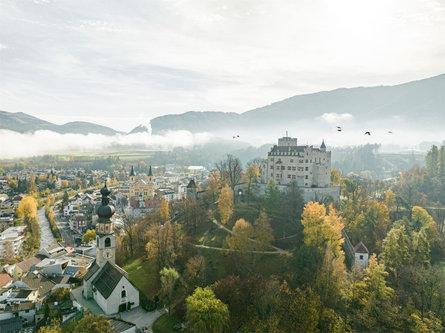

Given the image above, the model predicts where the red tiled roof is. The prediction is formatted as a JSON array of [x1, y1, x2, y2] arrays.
[[0, 273, 12, 288]]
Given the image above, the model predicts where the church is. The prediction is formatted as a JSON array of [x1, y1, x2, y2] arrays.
[[83, 184, 139, 315], [128, 165, 156, 200]]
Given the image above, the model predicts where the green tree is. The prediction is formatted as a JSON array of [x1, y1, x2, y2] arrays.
[[348, 255, 398, 332], [381, 225, 411, 280], [160, 267, 179, 313], [186, 287, 229, 333], [330, 168, 341, 186]]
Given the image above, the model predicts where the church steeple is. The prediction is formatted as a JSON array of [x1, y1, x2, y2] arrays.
[[96, 183, 116, 266]]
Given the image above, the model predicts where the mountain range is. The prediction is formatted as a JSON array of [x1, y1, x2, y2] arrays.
[[0, 74, 443, 136]]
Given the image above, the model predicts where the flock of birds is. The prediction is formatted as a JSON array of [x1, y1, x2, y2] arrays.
[[231, 128, 394, 140], [336, 126, 393, 136]]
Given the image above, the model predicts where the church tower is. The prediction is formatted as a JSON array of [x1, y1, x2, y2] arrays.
[[95, 184, 116, 266], [148, 165, 153, 182], [129, 165, 135, 184]]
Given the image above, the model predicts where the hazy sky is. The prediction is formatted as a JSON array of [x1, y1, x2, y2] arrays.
[[0, 0, 444, 131]]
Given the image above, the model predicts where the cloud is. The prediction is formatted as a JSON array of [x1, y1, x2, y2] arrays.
[[318, 113, 354, 124], [0, 129, 215, 159]]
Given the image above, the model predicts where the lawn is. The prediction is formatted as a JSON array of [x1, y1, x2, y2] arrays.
[[122, 257, 160, 298], [152, 313, 182, 333]]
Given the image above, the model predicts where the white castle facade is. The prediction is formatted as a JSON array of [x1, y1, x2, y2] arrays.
[[260, 136, 330, 187], [240, 136, 340, 202]]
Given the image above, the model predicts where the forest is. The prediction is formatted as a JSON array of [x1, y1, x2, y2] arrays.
[[107, 145, 445, 333]]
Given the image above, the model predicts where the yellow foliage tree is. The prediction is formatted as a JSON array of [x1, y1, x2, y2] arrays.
[[160, 198, 170, 222], [301, 202, 344, 258], [226, 218, 253, 253], [218, 184, 233, 225], [16, 196, 38, 222]]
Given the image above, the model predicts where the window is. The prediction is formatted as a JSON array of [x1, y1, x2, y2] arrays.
[[292, 175, 296, 179], [298, 167, 304, 171], [305, 167, 308, 171], [359, 255, 363, 260], [271, 166, 274, 169], [121, 290, 126, 298], [276, 174, 280, 178], [288, 166, 291, 170], [105, 237, 111, 248], [305, 175, 308, 179], [299, 159, 304, 163], [287, 175, 291, 178], [292, 167, 296, 171], [306, 160, 308, 163], [281, 166, 285, 170], [290, 159, 294, 163]]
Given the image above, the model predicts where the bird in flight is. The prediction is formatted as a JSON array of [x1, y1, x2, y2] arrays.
[[388, 131, 393, 134], [365, 131, 371, 136], [336, 126, 342, 132]]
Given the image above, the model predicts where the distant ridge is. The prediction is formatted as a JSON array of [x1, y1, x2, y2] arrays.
[[0, 111, 121, 136], [150, 74, 445, 134]]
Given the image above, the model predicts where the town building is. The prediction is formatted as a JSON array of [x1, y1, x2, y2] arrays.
[[82, 184, 139, 315], [128, 166, 156, 200], [354, 241, 369, 269]]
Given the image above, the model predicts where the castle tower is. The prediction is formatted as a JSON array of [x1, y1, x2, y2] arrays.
[[320, 140, 326, 152], [95, 184, 116, 266]]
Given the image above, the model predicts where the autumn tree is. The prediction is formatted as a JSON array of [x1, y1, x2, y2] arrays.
[[226, 218, 254, 253], [71, 314, 112, 333], [160, 198, 170, 222], [184, 255, 206, 290], [146, 221, 182, 271], [186, 287, 229, 333], [82, 229, 96, 244], [252, 210, 274, 251], [160, 267, 179, 313], [38, 319, 62, 333], [243, 162, 260, 201], [381, 225, 411, 280], [330, 168, 341, 186], [218, 184, 233, 225], [348, 255, 398, 332], [301, 202, 344, 259]]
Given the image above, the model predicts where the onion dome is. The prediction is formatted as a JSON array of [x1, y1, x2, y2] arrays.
[[96, 183, 115, 222]]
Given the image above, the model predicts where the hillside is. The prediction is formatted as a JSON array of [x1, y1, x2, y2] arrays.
[[150, 74, 445, 134]]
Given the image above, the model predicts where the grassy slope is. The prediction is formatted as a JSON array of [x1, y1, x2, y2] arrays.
[[152, 313, 181, 333], [122, 258, 160, 298]]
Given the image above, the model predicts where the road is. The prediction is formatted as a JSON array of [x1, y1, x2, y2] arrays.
[[37, 208, 56, 250], [54, 212, 76, 247]]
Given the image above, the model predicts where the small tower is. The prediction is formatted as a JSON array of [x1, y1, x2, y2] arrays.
[[186, 179, 197, 200], [95, 184, 116, 267], [320, 140, 326, 152], [148, 165, 153, 182], [129, 166, 135, 183], [354, 241, 369, 269]]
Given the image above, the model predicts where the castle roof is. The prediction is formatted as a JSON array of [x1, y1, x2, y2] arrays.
[[354, 241, 369, 254], [129, 166, 135, 177], [321, 140, 326, 149]]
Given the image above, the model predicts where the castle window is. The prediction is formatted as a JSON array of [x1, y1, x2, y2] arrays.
[[292, 175, 296, 179], [287, 175, 291, 178], [288, 166, 291, 170], [290, 159, 293, 163], [305, 167, 308, 171], [292, 167, 296, 171], [305, 175, 308, 179], [105, 237, 111, 248], [121, 290, 126, 298]]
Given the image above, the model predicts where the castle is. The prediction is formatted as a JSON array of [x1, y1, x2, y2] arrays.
[[235, 135, 340, 202], [83, 184, 139, 315]]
